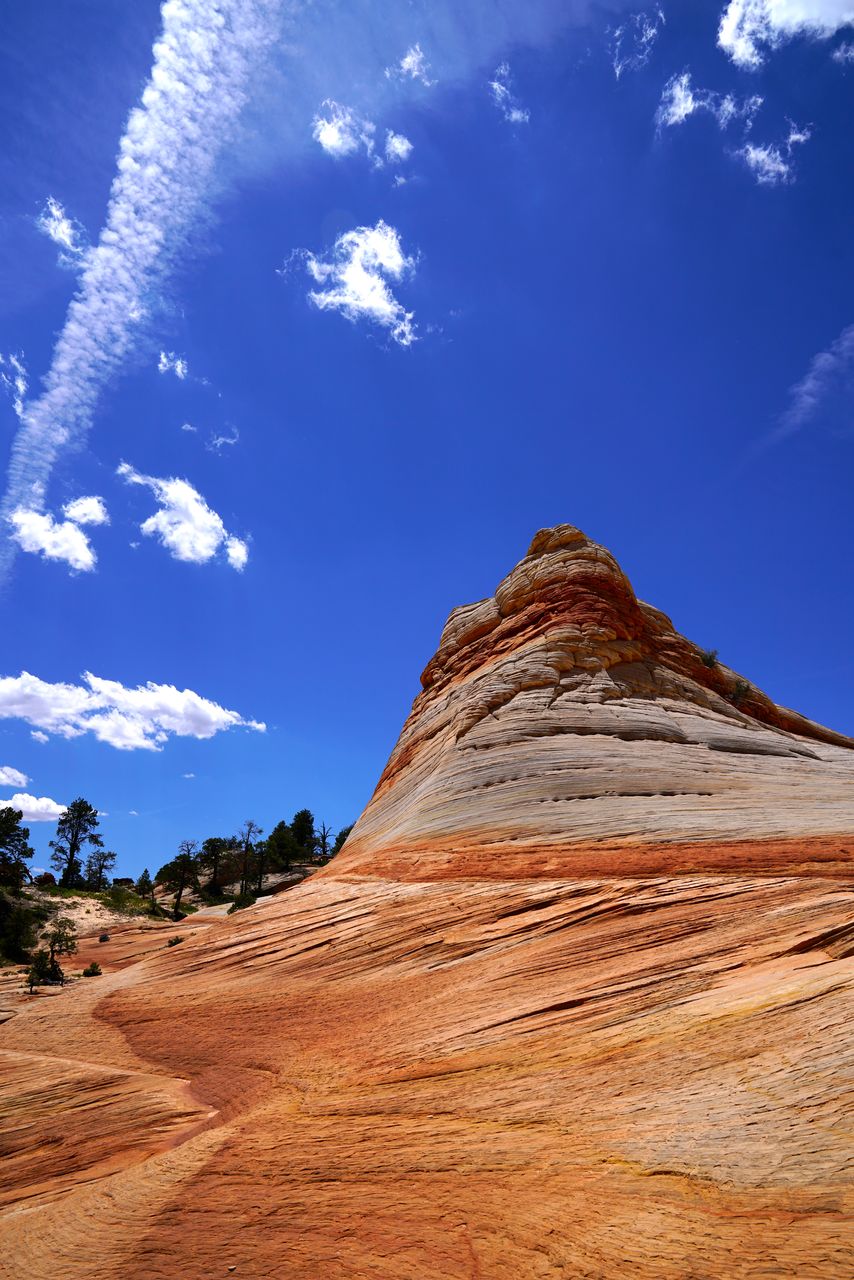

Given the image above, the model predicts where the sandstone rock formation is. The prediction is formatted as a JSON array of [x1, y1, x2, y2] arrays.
[[1, 524, 853, 1279]]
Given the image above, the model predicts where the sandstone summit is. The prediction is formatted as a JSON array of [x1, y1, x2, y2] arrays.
[[2, 524, 854, 1279]]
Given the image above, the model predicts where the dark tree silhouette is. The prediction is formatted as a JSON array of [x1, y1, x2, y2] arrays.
[[290, 809, 317, 860], [0, 808, 34, 891], [267, 821, 298, 872], [235, 821, 262, 897], [49, 798, 102, 888], [85, 848, 117, 892], [156, 840, 199, 918]]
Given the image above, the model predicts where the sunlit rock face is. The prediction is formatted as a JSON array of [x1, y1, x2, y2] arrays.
[[2, 524, 853, 1280], [341, 523, 854, 879]]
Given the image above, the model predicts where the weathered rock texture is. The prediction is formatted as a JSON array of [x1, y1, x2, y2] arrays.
[[1, 524, 853, 1279]]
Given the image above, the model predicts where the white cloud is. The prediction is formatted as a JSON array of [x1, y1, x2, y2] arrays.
[[312, 100, 376, 160], [299, 220, 417, 347], [225, 535, 249, 569], [182, 772, 195, 778], [386, 43, 435, 86], [385, 130, 413, 163], [0, 353, 28, 420], [0, 669, 265, 752], [36, 196, 88, 268], [488, 62, 530, 124], [610, 8, 665, 78], [656, 71, 762, 130], [207, 425, 240, 452], [832, 39, 854, 58], [767, 323, 854, 446], [117, 461, 248, 569], [718, 0, 854, 67], [8, 509, 97, 572], [31, 731, 49, 745], [129, 809, 139, 816], [0, 0, 280, 582], [180, 421, 197, 433], [158, 350, 189, 379], [0, 766, 28, 788], [62, 495, 110, 526], [0, 792, 66, 822], [737, 120, 811, 183]]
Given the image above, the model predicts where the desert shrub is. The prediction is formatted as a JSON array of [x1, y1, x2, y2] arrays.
[[82, 961, 102, 977], [228, 892, 256, 914], [699, 648, 718, 669], [98, 933, 110, 943], [167, 935, 184, 947], [731, 679, 751, 706]]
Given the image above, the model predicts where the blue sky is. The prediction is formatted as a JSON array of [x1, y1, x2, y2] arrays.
[[1, 0, 853, 877]]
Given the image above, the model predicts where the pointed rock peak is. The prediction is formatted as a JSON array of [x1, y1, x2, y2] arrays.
[[337, 524, 854, 881]]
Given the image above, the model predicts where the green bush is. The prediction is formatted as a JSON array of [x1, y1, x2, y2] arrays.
[[166, 935, 184, 947], [26, 948, 64, 991], [731, 679, 751, 706], [699, 648, 718, 669], [82, 961, 102, 977], [98, 932, 110, 943], [0, 891, 49, 963], [227, 893, 256, 914]]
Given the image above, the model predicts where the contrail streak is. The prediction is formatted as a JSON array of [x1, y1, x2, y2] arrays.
[[0, 0, 281, 580]]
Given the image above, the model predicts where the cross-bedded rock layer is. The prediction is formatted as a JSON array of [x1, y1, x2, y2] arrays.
[[341, 524, 854, 878], [1, 524, 853, 1279]]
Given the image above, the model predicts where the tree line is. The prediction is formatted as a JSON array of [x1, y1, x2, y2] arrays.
[[0, 796, 354, 960], [155, 809, 354, 916]]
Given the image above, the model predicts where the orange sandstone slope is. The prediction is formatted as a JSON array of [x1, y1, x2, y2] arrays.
[[2, 524, 854, 1280]]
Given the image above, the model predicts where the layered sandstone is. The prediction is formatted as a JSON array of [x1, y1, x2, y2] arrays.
[[1, 524, 853, 1279]]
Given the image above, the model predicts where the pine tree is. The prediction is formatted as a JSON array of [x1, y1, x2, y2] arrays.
[[49, 798, 102, 888], [290, 809, 317, 860], [0, 807, 34, 891], [85, 848, 117, 891], [136, 868, 153, 898], [267, 821, 299, 872], [156, 841, 199, 918]]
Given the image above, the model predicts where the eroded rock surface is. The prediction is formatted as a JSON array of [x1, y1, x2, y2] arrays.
[[1, 524, 853, 1279]]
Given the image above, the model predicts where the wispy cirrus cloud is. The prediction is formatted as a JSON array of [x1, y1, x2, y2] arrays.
[[656, 70, 762, 130], [719, 0, 854, 67], [385, 43, 435, 86], [0, 0, 281, 582], [762, 324, 854, 449], [295, 220, 417, 347], [0, 669, 265, 751], [312, 100, 377, 160], [488, 62, 530, 124], [738, 121, 811, 184], [118, 461, 248, 569], [36, 196, 89, 269], [610, 8, 665, 79], [0, 354, 28, 420], [384, 130, 413, 163], [158, 350, 189, 379], [311, 101, 413, 173]]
